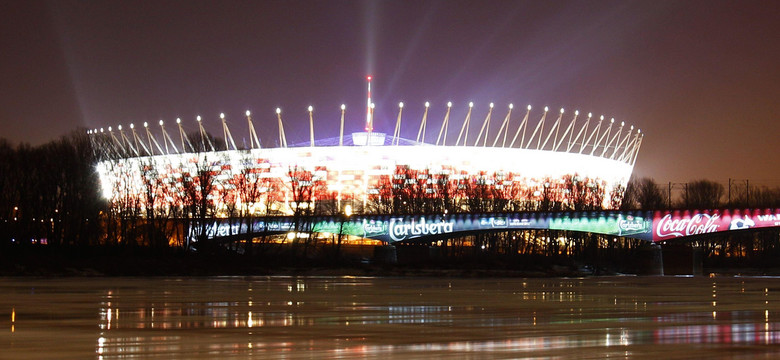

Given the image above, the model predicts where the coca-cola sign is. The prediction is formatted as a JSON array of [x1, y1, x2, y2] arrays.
[[653, 212, 723, 241]]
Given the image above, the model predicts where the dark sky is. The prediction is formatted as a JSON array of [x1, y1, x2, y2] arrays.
[[1, 0, 778, 184]]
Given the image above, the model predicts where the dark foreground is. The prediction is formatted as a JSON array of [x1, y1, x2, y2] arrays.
[[3, 276, 780, 359]]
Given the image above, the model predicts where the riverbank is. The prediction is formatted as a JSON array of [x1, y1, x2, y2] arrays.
[[0, 246, 596, 277], [3, 245, 779, 277]]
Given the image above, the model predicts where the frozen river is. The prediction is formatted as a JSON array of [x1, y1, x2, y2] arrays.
[[2, 276, 780, 359]]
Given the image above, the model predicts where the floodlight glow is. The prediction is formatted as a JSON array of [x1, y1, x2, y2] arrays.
[[575, 110, 579, 116], [489, 102, 494, 108], [588, 112, 592, 118], [399, 102, 403, 108], [341, 104, 346, 110], [246, 110, 251, 116], [621, 121, 624, 126], [527, 105, 532, 111], [469, 102, 474, 108], [560, 108, 564, 114], [544, 106, 549, 112], [196, 115, 202, 121], [600, 115, 605, 120], [509, 104, 513, 109], [108, 126, 112, 131], [130, 123, 134, 129], [308, 106, 313, 112], [159, 120, 164, 126], [276, 108, 281, 114], [96, 144, 635, 213], [425, 101, 430, 108], [447, 102, 452, 107], [611, 118, 614, 123], [100, 128, 104, 133], [176, 118, 181, 124], [118, 125, 122, 130], [370, 103, 375, 109], [220, 113, 225, 119]]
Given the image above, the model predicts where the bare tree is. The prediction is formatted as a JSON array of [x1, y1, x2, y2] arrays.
[[682, 179, 724, 209]]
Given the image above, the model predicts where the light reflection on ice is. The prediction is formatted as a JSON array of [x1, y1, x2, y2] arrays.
[[3, 276, 780, 358]]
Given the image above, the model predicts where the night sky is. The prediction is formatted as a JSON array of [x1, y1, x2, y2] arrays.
[[1, 0, 778, 184]]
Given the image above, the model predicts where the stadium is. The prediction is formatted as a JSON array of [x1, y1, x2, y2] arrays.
[[90, 80, 643, 220]]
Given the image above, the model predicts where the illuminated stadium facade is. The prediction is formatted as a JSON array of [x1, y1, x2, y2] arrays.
[[90, 80, 643, 218]]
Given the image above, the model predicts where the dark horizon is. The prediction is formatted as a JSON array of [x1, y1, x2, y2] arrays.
[[1, 0, 778, 184]]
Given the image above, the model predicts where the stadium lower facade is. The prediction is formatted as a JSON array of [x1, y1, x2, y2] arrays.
[[95, 124, 642, 217]]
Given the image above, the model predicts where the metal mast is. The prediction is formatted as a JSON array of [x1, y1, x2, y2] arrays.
[[474, 102, 494, 147], [455, 102, 474, 146], [436, 102, 452, 146], [416, 102, 430, 143]]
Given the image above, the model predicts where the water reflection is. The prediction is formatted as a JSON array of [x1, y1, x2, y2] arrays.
[[2, 276, 780, 358]]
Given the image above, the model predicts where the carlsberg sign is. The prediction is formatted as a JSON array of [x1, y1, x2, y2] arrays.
[[388, 217, 455, 241]]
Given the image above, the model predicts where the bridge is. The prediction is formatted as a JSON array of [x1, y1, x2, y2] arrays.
[[190, 208, 780, 244]]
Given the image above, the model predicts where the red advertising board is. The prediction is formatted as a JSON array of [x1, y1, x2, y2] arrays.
[[652, 209, 780, 242]]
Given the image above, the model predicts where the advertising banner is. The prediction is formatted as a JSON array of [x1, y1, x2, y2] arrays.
[[190, 208, 780, 244], [652, 209, 780, 242], [549, 211, 653, 241]]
